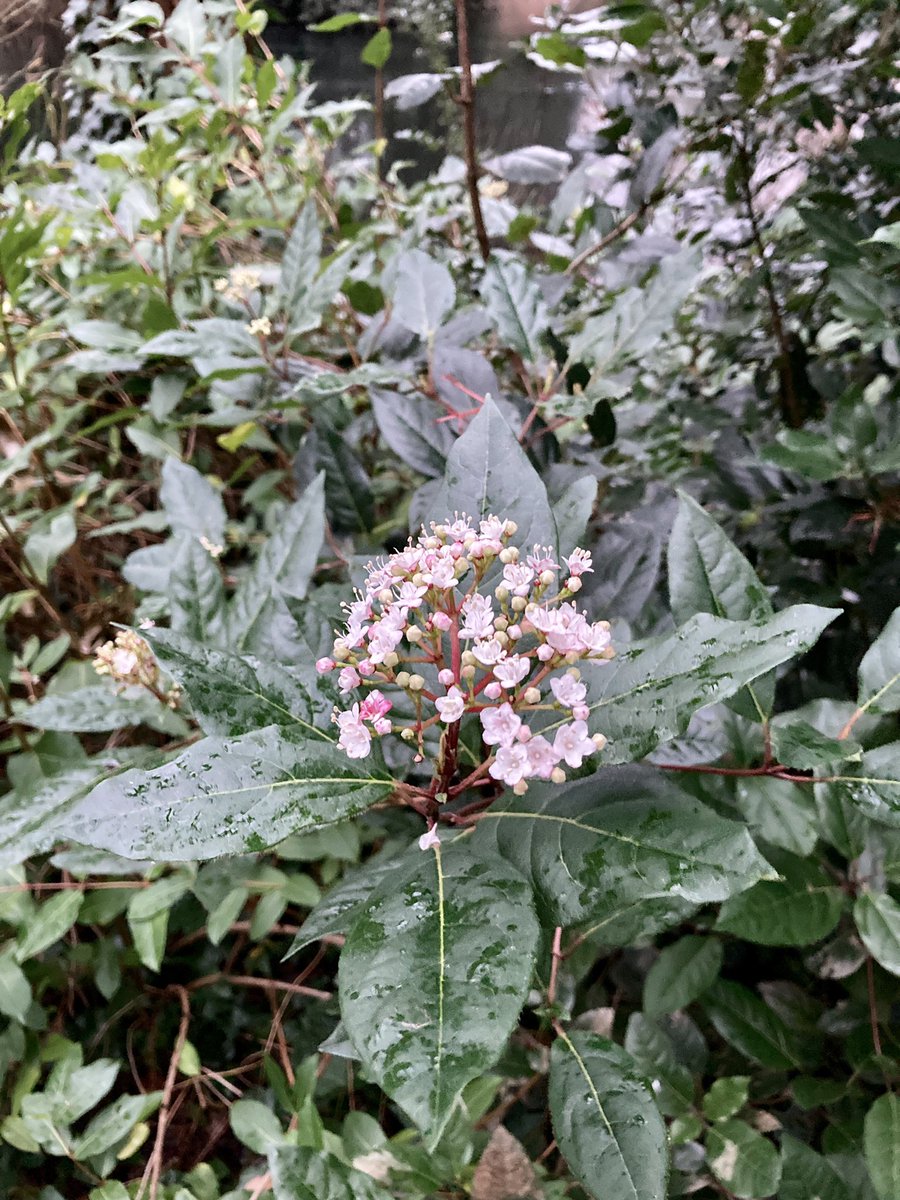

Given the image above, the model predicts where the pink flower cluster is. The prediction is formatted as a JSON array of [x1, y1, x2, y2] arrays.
[[316, 515, 613, 793]]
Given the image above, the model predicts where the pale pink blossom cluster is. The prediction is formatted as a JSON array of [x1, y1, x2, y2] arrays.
[[316, 515, 613, 793]]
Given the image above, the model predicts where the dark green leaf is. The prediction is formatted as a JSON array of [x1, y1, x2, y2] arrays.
[[855, 892, 900, 977], [706, 1118, 781, 1198], [716, 855, 844, 947], [549, 1031, 667, 1200], [643, 936, 723, 1016], [703, 980, 816, 1070], [864, 1093, 900, 1200]]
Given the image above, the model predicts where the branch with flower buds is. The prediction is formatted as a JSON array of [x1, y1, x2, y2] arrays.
[[316, 515, 614, 825]]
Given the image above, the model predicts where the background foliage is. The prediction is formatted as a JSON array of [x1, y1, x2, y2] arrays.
[[0, 1, 898, 1198]]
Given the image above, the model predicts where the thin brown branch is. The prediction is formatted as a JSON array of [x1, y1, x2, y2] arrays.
[[140, 985, 191, 1200], [454, 0, 490, 261]]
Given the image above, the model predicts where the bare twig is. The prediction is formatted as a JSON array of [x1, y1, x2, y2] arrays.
[[453, 0, 490, 261], [140, 985, 191, 1200]]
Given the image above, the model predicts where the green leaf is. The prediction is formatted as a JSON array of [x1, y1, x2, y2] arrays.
[[361, 27, 392, 69], [24, 511, 77, 584], [706, 1118, 781, 1198], [339, 840, 538, 1145], [18, 686, 185, 735], [16, 891, 84, 961], [309, 12, 371, 32], [734, 774, 819, 857], [73, 1092, 162, 1159], [580, 605, 840, 764], [391, 249, 455, 340], [703, 980, 816, 1070], [702, 1076, 749, 1122], [279, 201, 321, 323], [864, 1093, 900, 1200], [716, 854, 844, 947], [779, 1135, 853, 1200], [269, 1146, 393, 1200], [736, 38, 766, 104], [770, 719, 860, 771], [553, 476, 597, 558], [229, 475, 326, 654], [159, 458, 226, 546], [643, 936, 723, 1016], [169, 536, 228, 645], [230, 1099, 286, 1153], [855, 892, 900, 977], [487, 770, 772, 943], [435, 398, 558, 558], [216, 35, 244, 107], [0, 953, 32, 1022], [821, 742, 900, 827], [668, 491, 774, 718], [371, 389, 455, 479], [534, 31, 587, 67], [58, 727, 395, 861], [307, 418, 375, 534], [284, 844, 414, 959], [857, 607, 900, 717], [46, 1057, 119, 1123], [144, 628, 336, 741], [0, 770, 101, 870], [480, 253, 548, 362], [549, 1031, 667, 1200], [623, 1015, 694, 1116]]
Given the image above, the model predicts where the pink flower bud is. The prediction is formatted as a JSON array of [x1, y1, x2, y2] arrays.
[[373, 717, 392, 735], [358, 659, 375, 676], [432, 611, 452, 631], [537, 644, 554, 661], [438, 668, 456, 686], [573, 704, 590, 721], [484, 681, 502, 700], [316, 657, 335, 673]]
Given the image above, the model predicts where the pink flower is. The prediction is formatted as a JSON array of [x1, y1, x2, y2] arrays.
[[459, 593, 494, 640], [526, 735, 560, 779], [358, 659, 375, 677], [552, 720, 596, 769], [573, 704, 589, 721], [360, 690, 392, 722], [472, 638, 505, 666], [435, 686, 466, 723], [396, 581, 427, 608], [316, 657, 335, 674], [564, 548, 593, 577], [373, 717, 392, 735], [493, 655, 530, 688], [432, 611, 452, 632], [489, 744, 530, 786], [550, 674, 586, 708], [502, 562, 535, 596], [418, 824, 441, 850], [480, 702, 522, 748], [423, 550, 456, 589], [338, 666, 360, 693], [526, 546, 559, 573], [336, 706, 372, 759]]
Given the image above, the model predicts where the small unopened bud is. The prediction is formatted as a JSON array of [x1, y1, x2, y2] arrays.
[[499, 547, 519, 564], [383, 652, 400, 668], [438, 668, 456, 686], [412, 573, 424, 587], [493, 616, 508, 632], [592, 733, 608, 750], [379, 588, 393, 605], [564, 651, 579, 664], [461, 664, 476, 680], [567, 576, 582, 593], [511, 596, 527, 612], [540, 569, 555, 586], [504, 520, 518, 536], [495, 631, 509, 648], [395, 671, 411, 688], [408, 674, 425, 691], [513, 779, 529, 795], [537, 644, 554, 661], [432, 611, 452, 631], [407, 626, 423, 643], [400, 727, 416, 740], [485, 681, 502, 700], [567, 667, 581, 680], [523, 687, 541, 705], [461, 650, 477, 668], [495, 584, 510, 602], [315, 657, 334, 673], [550, 767, 566, 784], [507, 624, 522, 640]]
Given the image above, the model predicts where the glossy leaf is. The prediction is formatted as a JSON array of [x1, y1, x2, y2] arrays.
[[144, 628, 336, 741], [159, 458, 226, 545], [579, 605, 840, 764], [391, 249, 455, 340], [779, 1135, 853, 1200], [549, 1031, 667, 1200], [855, 892, 900, 977], [480, 253, 548, 361], [865, 1093, 900, 1200], [435, 398, 557, 556], [703, 980, 816, 1070], [269, 1146, 393, 1200], [338, 840, 539, 1145], [17, 688, 184, 735], [488, 769, 772, 942], [371, 389, 455, 479], [857, 606, 900, 716], [229, 474, 326, 653], [643, 936, 723, 1016], [706, 1118, 781, 1199], [56, 727, 395, 861], [716, 854, 844, 947]]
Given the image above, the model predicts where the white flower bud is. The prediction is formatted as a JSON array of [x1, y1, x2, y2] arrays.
[[412, 573, 424, 586], [379, 588, 393, 605], [550, 767, 566, 784], [395, 671, 411, 688], [495, 631, 509, 648], [592, 733, 608, 749], [408, 674, 425, 691], [513, 779, 529, 795], [495, 584, 510, 602], [504, 520, 518, 536], [493, 616, 508, 631], [461, 664, 476, 680], [567, 667, 581, 680], [499, 547, 519, 564], [407, 626, 423, 643], [511, 595, 527, 612], [540, 569, 555, 586], [564, 651, 579, 664], [400, 727, 415, 740], [383, 652, 400, 668], [461, 650, 477, 667], [523, 687, 541, 705], [333, 642, 350, 661], [567, 576, 582, 593]]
